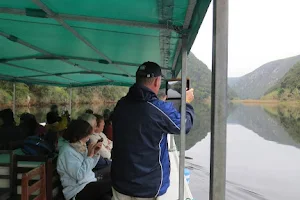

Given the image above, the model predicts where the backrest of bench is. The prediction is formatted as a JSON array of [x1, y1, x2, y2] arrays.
[[12, 154, 48, 197], [47, 156, 64, 200], [21, 163, 46, 200], [0, 150, 13, 190], [11, 154, 64, 200]]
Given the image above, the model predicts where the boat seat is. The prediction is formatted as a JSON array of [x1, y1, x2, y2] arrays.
[[21, 164, 46, 200], [0, 150, 13, 200]]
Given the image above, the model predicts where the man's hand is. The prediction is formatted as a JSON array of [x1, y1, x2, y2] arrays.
[[186, 88, 194, 104]]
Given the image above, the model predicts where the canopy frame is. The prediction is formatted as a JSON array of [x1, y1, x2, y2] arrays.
[[32, 0, 133, 78], [0, 7, 182, 33], [0, 31, 114, 83]]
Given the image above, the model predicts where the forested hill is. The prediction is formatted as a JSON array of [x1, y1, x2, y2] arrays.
[[262, 62, 300, 101], [188, 52, 237, 100], [0, 81, 128, 107], [228, 55, 300, 99]]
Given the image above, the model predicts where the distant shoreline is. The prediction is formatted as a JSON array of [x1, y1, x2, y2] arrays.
[[231, 99, 300, 105], [0, 101, 117, 109]]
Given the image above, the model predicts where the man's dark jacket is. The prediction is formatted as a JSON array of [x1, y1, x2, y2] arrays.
[[111, 84, 194, 197]]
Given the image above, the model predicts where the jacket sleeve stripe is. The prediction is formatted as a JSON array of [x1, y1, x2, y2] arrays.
[[155, 134, 164, 197], [147, 102, 180, 130]]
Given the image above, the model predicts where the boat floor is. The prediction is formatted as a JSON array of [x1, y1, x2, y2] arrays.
[[158, 138, 193, 200]]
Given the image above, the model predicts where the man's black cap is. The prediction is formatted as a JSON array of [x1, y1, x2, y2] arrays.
[[136, 61, 162, 78]]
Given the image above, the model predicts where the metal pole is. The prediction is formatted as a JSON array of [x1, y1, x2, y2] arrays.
[[12, 83, 16, 116], [179, 37, 187, 200], [69, 88, 72, 115], [210, 0, 228, 200]]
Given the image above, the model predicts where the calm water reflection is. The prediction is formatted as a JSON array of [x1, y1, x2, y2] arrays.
[[185, 104, 300, 200]]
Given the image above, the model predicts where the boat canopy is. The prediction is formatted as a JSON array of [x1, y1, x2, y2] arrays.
[[0, 0, 211, 87]]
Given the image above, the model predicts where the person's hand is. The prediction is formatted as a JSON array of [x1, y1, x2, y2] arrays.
[[186, 88, 194, 103], [161, 95, 167, 101], [87, 142, 95, 157], [93, 141, 103, 155], [88, 142, 102, 157]]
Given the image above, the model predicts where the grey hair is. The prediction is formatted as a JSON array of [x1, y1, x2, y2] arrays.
[[78, 113, 97, 128]]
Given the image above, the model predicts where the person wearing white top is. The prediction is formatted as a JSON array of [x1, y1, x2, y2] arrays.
[[79, 113, 112, 159], [90, 114, 113, 159]]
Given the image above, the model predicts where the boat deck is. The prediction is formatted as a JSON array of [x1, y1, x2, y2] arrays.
[[159, 136, 193, 200]]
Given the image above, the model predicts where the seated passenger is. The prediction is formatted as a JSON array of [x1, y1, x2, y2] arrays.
[[90, 114, 112, 159], [45, 111, 68, 133], [19, 113, 46, 137], [78, 114, 111, 159], [0, 109, 25, 149], [103, 111, 113, 141], [50, 104, 59, 116], [57, 119, 111, 200], [45, 112, 68, 152], [103, 109, 110, 119]]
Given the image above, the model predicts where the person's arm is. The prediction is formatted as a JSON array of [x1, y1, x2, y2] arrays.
[[60, 151, 97, 181], [100, 133, 113, 150], [99, 144, 111, 159], [161, 88, 194, 134], [155, 101, 194, 134]]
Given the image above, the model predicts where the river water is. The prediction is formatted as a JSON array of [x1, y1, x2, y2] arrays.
[[183, 103, 300, 200], [10, 103, 300, 200]]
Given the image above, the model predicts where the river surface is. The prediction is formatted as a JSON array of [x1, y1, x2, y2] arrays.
[[183, 103, 300, 200], [8, 103, 300, 200]]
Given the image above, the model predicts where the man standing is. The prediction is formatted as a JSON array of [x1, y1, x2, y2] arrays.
[[112, 61, 194, 200]]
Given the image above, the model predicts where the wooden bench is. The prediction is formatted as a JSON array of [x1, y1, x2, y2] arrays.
[[21, 164, 46, 200], [0, 151, 13, 200], [45, 157, 64, 200], [11, 154, 47, 200], [11, 155, 64, 200]]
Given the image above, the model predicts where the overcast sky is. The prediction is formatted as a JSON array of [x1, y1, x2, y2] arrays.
[[191, 0, 300, 77]]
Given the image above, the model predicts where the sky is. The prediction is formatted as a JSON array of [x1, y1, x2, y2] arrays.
[[191, 0, 300, 77]]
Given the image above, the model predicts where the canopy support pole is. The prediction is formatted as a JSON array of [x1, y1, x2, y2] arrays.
[[12, 82, 16, 116], [171, 0, 197, 72], [69, 88, 72, 115], [179, 37, 187, 200], [210, 0, 228, 200]]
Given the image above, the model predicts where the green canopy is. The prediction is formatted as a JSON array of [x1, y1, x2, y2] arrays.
[[0, 0, 211, 87]]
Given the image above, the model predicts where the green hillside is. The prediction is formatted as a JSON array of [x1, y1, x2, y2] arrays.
[[188, 52, 237, 100], [229, 55, 300, 99], [262, 62, 300, 101], [0, 81, 128, 107], [187, 52, 212, 100]]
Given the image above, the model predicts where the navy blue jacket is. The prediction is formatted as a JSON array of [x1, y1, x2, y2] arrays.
[[111, 84, 194, 198]]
